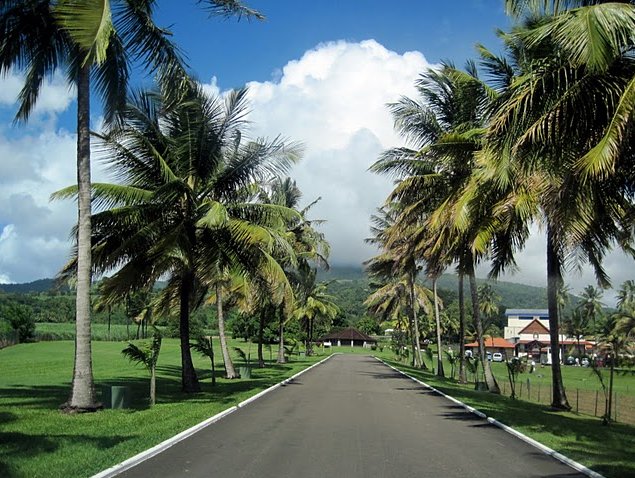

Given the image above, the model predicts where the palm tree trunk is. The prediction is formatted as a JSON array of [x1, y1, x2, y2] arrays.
[[107, 307, 111, 342], [433, 278, 445, 377], [409, 314, 417, 367], [606, 357, 615, 424], [257, 308, 266, 368], [410, 269, 423, 369], [277, 307, 286, 364], [67, 63, 97, 411], [179, 274, 200, 393], [458, 273, 467, 384], [307, 317, 314, 356], [547, 228, 571, 410], [467, 262, 500, 393], [217, 283, 237, 378], [150, 365, 156, 406]]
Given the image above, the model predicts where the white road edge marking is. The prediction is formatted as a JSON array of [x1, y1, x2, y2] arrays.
[[92, 353, 340, 478], [375, 357, 605, 478]]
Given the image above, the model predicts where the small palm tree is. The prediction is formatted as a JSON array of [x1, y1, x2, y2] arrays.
[[191, 336, 217, 386], [121, 329, 162, 406]]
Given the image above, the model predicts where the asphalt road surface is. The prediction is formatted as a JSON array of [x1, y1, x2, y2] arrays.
[[117, 354, 586, 478]]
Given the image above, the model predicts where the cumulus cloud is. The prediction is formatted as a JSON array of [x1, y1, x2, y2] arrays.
[[0, 70, 75, 116], [225, 39, 433, 265], [0, 71, 82, 283]]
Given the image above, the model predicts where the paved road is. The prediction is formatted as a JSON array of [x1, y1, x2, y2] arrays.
[[118, 355, 585, 478]]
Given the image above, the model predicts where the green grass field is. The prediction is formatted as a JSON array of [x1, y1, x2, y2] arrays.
[[0, 338, 325, 478], [3, 340, 634, 478]]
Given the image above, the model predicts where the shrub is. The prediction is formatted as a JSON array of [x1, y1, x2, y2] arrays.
[[1, 304, 35, 343]]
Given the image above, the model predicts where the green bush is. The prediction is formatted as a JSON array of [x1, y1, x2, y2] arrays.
[[1, 304, 35, 343]]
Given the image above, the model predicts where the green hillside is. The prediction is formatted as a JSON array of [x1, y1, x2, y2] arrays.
[[321, 266, 551, 311]]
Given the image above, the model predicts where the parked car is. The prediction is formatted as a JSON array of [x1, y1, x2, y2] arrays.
[[492, 352, 504, 362], [581, 357, 590, 367], [565, 356, 576, 365], [486, 352, 492, 361]]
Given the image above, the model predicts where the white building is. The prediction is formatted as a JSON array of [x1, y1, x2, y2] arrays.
[[504, 309, 594, 364], [503, 309, 549, 340]]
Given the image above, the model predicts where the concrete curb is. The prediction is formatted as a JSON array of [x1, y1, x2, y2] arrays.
[[93, 353, 339, 478], [375, 357, 605, 478]]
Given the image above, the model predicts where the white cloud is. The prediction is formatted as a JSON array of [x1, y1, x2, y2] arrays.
[[0, 70, 75, 116], [219, 39, 433, 266], [0, 72, 89, 283]]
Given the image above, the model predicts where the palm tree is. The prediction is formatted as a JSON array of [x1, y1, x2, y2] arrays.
[[615, 280, 635, 340], [562, 308, 588, 356], [191, 336, 217, 386], [121, 329, 162, 406], [257, 177, 329, 365], [57, 83, 300, 389], [364, 276, 435, 350], [595, 314, 629, 425], [371, 63, 500, 390], [469, 3, 635, 407], [366, 205, 429, 369], [616, 280, 635, 309], [0, 0, 261, 411], [293, 273, 339, 356], [578, 285, 604, 338]]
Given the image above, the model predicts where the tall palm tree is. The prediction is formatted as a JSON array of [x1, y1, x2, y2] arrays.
[[293, 277, 339, 356], [0, 0, 261, 411], [365, 206, 428, 369], [257, 177, 330, 365], [578, 285, 604, 337], [56, 83, 300, 389], [371, 63, 500, 390], [474, 6, 635, 407]]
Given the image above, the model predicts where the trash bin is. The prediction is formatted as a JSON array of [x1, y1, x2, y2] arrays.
[[102, 385, 131, 409], [474, 382, 488, 392], [239, 366, 252, 379]]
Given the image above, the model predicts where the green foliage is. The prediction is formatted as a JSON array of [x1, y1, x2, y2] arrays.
[[356, 315, 381, 335], [233, 346, 251, 365], [506, 357, 523, 399], [0, 303, 35, 343], [121, 330, 162, 371]]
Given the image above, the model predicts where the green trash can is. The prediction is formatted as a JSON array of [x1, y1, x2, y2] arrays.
[[239, 366, 252, 379], [102, 385, 131, 409], [299, 351, 306, 358]]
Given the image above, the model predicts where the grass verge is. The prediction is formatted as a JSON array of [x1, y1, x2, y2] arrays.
[[0, 339, 327, 478], [381, 358, 635, 478]]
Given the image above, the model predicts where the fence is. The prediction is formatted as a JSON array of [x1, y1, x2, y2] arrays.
[[500, 379, 635, 425], [0, 330, 18, 349]]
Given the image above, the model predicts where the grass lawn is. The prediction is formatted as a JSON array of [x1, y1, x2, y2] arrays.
[[0, 338, 326, 478], [3, 339, 634, 478], [381, 356, 635, 478]]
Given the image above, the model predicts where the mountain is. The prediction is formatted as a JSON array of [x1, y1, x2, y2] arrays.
[[0, 268, 566, 311], [0, 279, 60, 294], [320, 265, 558, 310]]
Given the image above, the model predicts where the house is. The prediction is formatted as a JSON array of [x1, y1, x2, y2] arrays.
[[504, 309, 595, 364], [504, 309, 550, 340], [464, 337, 515, 359], [317, 327, 377, 348]]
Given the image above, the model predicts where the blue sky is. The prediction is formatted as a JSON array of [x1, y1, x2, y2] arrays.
[[154, 1, 510, 89], [0, 1, 629, 304]]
